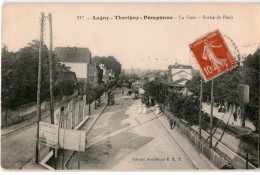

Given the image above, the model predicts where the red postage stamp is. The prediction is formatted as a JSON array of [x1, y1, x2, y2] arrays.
[[189, 30, 237, 81]]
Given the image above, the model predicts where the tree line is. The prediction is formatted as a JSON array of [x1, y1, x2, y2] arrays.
[[186, 49, 259, 130], [1, 40, 120, 115], [141, 49, 259, 132], [1, 40, 74, 112]]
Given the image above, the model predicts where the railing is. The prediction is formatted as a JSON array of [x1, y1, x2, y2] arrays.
[[163, 110, 257, 169]]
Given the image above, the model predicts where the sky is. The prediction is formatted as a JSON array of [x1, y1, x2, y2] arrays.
[[2, 4, 260, 70]]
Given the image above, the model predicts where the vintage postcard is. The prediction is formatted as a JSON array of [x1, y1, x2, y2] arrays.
[[1, 3, 259, 171]]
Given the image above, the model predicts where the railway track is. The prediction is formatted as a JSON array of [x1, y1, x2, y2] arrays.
[[203, 127, 258, 168], [204, 112, 258, 168], [161, 108, 258, 169]]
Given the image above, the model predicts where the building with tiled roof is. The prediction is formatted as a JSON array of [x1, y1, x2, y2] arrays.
[[55, 47, 91, 63], [167, 62, 193, 86], [55, 47, 98, 85]]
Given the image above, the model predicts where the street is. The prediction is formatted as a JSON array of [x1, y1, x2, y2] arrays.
[[1, 114, 50, 169], [67, 91, 215, 170], [1, 101, 95, 170]]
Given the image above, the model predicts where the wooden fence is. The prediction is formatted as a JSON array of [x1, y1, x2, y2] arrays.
[[57, 95, 90, 130]]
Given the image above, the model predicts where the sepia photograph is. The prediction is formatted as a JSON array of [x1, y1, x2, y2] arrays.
[[1, 3, 259, 171]]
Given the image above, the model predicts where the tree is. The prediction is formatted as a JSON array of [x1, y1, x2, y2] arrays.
[[1, 46, 16, 124], [186, 49, 259, 131], [186, 67, 240, 106], [244, 49, 259, 107], [96, 65, 103, 84], [186, 74, 201, 97], [243, 49, 259, 132], [1, 40, 74, 110], [166, 91, 200, 125]]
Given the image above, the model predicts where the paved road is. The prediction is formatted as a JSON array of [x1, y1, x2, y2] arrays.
[[1, 115, 50, 169], [67, 94, 212, 170], [1, 101, 93, 170]]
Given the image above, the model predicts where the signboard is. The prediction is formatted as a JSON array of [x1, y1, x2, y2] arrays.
[[59, 128, 86, 152], [189, 30, 237, 81], [39, 121, 59, 148]]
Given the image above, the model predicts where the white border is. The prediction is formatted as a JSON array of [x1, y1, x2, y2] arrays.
[[0, 1, 259, 175]]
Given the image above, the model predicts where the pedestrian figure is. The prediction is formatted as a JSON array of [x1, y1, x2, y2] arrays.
[[169, 118, 174, 130], [233, 112, 237, 122]]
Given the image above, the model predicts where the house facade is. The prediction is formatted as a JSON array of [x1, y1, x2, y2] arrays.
[[167, 62, 193, 86], [55, 47, 98, 86], [99, 64, 115, 84]]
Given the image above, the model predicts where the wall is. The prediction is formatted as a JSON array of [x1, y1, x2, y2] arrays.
[[1, 102, 50, 127]]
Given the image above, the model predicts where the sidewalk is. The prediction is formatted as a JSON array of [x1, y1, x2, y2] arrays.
[[150, 106, 217, 170], [1, 99, 71, 136], [202, 103, 255, 131], [1, 109, 50, 136]]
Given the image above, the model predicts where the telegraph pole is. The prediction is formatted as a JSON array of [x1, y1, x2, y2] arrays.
[[49, 13, 54, 124], [199, 76, 203, 140], [36, 12, 44, 164], [209, 79, 214, 148]]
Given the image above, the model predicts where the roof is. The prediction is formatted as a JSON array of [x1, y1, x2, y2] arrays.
[[54, 47, 91, 63], [159, 80, 185, 87], [145, 73, 158, 78], [173, 79, 189, 85], [171, 70, 192, 77], [168, 64, 192, 69]]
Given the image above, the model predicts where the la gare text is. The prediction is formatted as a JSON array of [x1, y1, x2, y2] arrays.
[[77, 15, 234, 21]]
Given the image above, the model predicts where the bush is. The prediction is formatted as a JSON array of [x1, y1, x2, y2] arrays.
[[167, 92, 200, 125]]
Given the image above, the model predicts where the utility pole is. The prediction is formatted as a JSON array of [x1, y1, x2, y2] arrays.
[[36, 12, 44, 164], [209, 79, 214, 148], [199, 76, 203, 140], [49, 13, 54, 124]]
